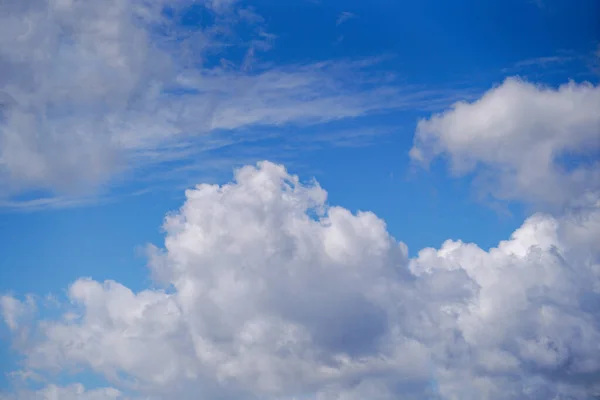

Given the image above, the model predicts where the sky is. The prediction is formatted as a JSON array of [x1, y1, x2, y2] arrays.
[[0, 0, 599, 399]]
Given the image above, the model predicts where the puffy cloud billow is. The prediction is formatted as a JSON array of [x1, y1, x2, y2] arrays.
[[2, 159, 600, 399], [2, 8, 600, 395], [410, 78, 600, 209]]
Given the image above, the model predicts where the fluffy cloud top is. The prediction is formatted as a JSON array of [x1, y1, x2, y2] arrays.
[[2, 161, 600, 399], [410, 78, 600, 208], [2, 4, 599, 396]]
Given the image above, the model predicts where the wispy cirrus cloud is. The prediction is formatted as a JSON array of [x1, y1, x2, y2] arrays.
[[514, 55, 574, 68], [0, 0, 468, 210], [336, 11, 356, 26], [501, 46, 600, 78]]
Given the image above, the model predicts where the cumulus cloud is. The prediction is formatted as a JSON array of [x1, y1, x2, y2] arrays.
[[410, 78, 600, 208], [2, 161, 600, 399], [0, 294, 35, 332]]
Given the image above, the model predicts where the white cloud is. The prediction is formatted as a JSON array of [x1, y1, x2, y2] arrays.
[[2, 161, 600, 399], [410, 78, 600, 208], [336, 12, 356, 27], [0, 0, 456, 207], [0, 294, 35, 332], [0, 384, 125, 400]]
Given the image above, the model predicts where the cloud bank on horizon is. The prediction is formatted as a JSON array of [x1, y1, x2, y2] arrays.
[[1, 0, 600, 399]]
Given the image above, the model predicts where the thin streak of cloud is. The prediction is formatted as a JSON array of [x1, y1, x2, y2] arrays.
[[0, 1, 473, 211], [532, 0, 545, 9], [501, 53, 575, 74], [514, 55, 573, 68], [336, 11, 356, 26]]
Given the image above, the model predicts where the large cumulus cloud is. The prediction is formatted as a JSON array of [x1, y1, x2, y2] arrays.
[[2, 160, 600, 399]]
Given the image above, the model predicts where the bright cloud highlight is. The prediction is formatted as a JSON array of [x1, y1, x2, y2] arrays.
[[2, 160, 599, 399], [410, 78, 600, 208], [2, 1, 599, 399]]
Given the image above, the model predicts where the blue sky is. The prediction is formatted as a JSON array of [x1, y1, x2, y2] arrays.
[[0, 0, 599, 399]]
